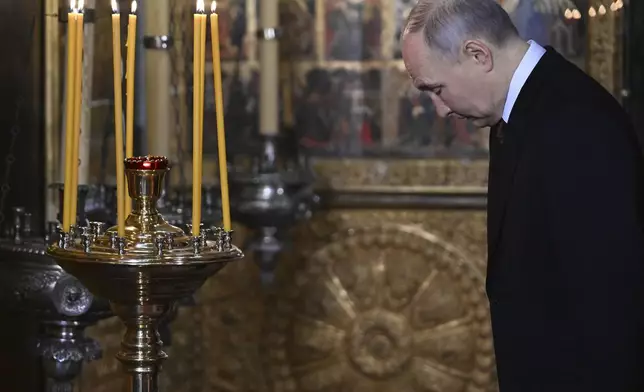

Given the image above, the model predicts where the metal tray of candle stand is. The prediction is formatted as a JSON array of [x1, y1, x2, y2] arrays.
[[47, 156, 244, 392]]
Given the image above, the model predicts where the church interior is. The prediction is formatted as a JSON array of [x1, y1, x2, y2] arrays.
[[0, 0, 642, 391]]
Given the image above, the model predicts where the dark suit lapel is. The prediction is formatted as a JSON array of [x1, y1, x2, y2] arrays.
[[487, 120, 523, 259], [487, 46, 560, 260]]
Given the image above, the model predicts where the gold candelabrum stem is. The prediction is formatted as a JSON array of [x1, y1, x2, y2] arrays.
[[112, 303, 170, 392], [46, 156, 244, 392]]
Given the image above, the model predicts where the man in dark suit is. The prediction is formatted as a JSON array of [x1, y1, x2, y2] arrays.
[[401, 0, 644, 391]]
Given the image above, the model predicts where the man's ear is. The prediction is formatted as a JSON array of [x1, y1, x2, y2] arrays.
[[462, 39, 493, 72]]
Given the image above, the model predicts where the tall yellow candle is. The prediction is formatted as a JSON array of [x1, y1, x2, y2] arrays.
[[111, 0, 126, 237], [198, 7, 206, 224], [199, 8, 206, 169], [70, 1, 84, 231], [192, 0, 204, 236], [62, 0, 78, 232], [210, 1, 231, 231], [125, 0, 137, 218]]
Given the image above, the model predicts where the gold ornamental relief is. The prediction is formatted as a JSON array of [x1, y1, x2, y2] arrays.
[[264, 225, 495, 392], [312, 159, 488, 190], [296, 210, 488, 273]]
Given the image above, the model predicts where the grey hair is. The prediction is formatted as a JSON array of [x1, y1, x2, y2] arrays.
[[404, 0, 519, 59]]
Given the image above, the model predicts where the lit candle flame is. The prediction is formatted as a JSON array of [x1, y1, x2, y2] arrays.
[[572, 9, 581, 19], [598, 4, 606, 14], [111, 0, 118, 13], [211, 1, 217, 13], [197, 0, 205, 13], [610, 1, 618, 11], [131, 0, 137, 14], [564, 8, 572, 19], [70, 0, 76, 12], [589, 6, 596, 17], [77, 0, 84, 11]]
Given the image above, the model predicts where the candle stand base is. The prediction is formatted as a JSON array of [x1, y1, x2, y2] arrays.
[[46, 156, 244, 392]]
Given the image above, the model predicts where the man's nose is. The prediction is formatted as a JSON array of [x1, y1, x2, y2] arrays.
[[431, 97, 450, 118]]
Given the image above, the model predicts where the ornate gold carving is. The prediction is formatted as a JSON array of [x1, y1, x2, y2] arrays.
[[264, 224, 495, 392], [311, 159, 489, 191], [198, 254, 267, 392], [296, 210, 488, 273]]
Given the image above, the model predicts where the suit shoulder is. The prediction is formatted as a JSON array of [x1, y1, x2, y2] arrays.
[[535, 60, 630, 132]]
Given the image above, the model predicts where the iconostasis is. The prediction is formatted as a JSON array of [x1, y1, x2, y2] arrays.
[[58, 0, 626, 196], [169, 0, 624, 192]]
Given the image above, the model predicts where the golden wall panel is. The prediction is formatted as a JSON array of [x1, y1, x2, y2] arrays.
[[265, 211, 495, 392]]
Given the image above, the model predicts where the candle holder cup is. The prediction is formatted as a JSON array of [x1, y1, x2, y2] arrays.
[[46, 155, 243, 392]]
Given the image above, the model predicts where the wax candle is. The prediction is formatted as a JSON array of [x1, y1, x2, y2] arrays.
[[125, 0, 137, 218], [111, 0, 126, 236], [192, 0, 205, 236], [210, 1, 231, 231], [144, 0, 172, 160], [62, 0, 78, 232], [198, 4, 206, 191], [70, 0, 84, 231], [259, 0, 279, 135]]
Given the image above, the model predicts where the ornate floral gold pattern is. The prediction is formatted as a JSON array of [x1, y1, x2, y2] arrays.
[[312, 159, 489, 191], [294, 210, 488, 273], [264, 224, 495, 392]]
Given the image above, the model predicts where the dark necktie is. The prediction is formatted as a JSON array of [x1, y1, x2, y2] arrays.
[[494, 119, 506, 144]]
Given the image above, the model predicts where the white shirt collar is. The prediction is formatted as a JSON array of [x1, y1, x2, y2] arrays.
[[502, 40, 546, 123]]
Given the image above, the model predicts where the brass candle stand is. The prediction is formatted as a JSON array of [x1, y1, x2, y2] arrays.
[[47, 156, 243, 392]]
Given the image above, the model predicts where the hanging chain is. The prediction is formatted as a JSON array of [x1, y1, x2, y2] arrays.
[[0, 15, 37, 228]]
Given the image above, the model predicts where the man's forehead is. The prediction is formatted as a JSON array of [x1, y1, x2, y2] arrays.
[[402, 33, 440, 72]]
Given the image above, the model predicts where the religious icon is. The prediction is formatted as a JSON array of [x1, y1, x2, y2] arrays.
[[293, 66, 382, 156], [211, 0, 248, 60], [279, 0, 316, 59], [396, 86, 435, 149], [201, 64, 259, 155], [324, 0, 382, 61], [393, 0, 416, 58]]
